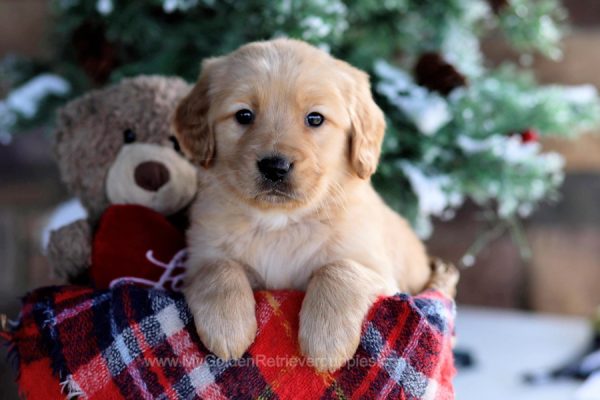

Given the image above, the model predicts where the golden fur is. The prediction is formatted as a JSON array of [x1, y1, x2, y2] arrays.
[[175, 39, 435, 371]]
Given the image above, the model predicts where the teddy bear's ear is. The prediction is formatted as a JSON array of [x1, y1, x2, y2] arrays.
[[173, 58, 220, 168], [54, 93, 100, 143], [53, 91, 113, 222]]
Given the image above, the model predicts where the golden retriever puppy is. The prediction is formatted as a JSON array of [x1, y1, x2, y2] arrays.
[[175, 38, 439, 371]]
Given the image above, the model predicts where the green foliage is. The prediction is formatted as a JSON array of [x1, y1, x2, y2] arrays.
[[498, 0, 567, 59]]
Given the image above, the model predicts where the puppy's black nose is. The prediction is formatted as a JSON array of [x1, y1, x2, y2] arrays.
[[257, 156, 292, 182], [134, 161, 170, 191]]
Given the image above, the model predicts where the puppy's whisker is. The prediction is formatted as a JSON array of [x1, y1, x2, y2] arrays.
[[306, 186, 327, 223], [329, 182, 348, 213], [316, 192, 334, 226]]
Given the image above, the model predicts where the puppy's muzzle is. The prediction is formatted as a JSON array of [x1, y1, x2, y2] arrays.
[[134, 161, 170, 191], [257, 155, 293, 183]]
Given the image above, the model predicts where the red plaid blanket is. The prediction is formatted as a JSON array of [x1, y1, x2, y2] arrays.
[[5, 284, 455, 399]]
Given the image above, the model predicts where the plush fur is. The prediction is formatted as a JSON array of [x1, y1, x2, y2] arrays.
[[48, 76, 197, 280], [47, 219, 92, 279], [175, 39, 437, 371]]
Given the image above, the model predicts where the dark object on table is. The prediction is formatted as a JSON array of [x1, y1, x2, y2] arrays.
[[524, 308, 600, 383], [454, 348, 476, 369]]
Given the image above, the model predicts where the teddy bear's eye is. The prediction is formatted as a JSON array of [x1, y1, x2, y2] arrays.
[[169, 135, 181, 153], [123, 129, 137, 144]]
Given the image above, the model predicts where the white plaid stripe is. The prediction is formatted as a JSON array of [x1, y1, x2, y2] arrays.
[[188, 362, 217, 393], [156, 304, 184, 337], [155, 302, 227, 399], [423, 379, 439, 400]]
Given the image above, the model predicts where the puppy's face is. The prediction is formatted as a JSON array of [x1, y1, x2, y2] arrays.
[[175, 39, 385, 211]]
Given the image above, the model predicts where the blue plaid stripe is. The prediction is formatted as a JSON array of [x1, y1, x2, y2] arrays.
[[361, 322, 386, 357], [413, 297, 453, 335]]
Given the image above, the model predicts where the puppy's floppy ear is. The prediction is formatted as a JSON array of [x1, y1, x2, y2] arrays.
[[174, 58, 220, 168], [344, 64, 386, 179]]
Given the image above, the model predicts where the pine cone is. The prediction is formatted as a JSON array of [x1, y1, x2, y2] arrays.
[[488, 0, 510, 14], [71, 21, 119, 85], [414, 52, 467, 96]]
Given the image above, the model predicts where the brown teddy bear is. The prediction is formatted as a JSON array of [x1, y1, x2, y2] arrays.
[[46, 76, 197, 281]]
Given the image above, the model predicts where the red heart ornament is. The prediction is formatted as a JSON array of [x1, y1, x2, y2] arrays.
[[91, 204, 186, 291]]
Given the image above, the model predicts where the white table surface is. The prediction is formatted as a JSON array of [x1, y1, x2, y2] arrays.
[[454, 306, 593, 400]]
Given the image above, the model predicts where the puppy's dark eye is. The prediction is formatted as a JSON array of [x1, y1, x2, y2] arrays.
[[123, 129, 136, 143], [306, 112, 324, 127], [235, 109, 254, 125], [169, 135, 181, 153]]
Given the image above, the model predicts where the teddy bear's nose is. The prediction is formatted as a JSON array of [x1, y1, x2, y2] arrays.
[[134, 161, 170, 192]]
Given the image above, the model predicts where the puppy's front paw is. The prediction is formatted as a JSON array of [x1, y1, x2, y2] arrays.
[[190, 292, 257, 360], [299, 296, 365, 372], [184, 260, 257, 360], [427, 257, 460, 298]]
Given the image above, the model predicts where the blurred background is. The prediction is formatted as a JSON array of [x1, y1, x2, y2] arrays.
[[1, 0, 599, 399]]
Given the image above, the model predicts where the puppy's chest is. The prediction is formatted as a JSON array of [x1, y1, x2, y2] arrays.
[[213, 216, 330, 290]]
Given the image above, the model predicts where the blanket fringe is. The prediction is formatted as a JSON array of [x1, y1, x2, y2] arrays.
[[1, 313, 7, 332], [60, 375, 86, 399]]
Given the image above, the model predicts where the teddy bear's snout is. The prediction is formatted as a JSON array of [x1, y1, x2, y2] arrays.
[[134, 161, 170, 192]]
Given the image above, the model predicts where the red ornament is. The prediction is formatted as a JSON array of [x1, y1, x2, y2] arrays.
[[520, 129, 539, 143]]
